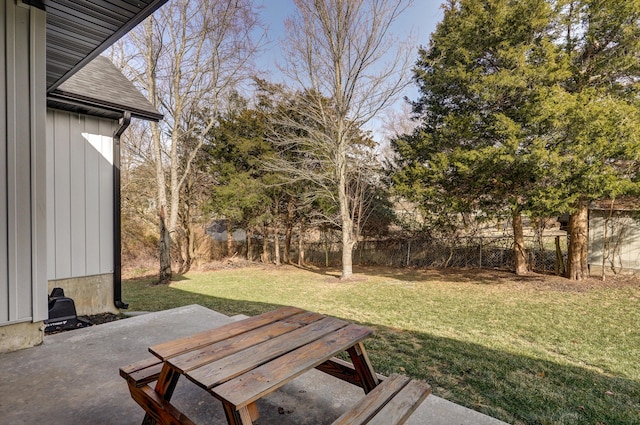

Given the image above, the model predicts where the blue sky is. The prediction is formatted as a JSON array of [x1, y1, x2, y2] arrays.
[[253, 1, 445, 121]]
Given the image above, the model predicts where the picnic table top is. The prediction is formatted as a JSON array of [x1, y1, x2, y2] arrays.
[[149, 306, 375, 410]]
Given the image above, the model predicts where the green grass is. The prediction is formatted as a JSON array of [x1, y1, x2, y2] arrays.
[[123, 265, 640, 425]]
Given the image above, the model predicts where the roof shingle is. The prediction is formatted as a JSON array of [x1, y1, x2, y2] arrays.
[[47, 56, 162, 121]]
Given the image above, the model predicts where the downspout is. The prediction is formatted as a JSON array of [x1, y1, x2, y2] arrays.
[[113, 112, 131, 309]]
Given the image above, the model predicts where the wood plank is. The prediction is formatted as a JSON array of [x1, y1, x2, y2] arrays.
[[120, 357, 163, 376], [347, 342, 380, 393], [315, 357, 387, 387], [120, 358, 163, 388], [330, 374, 410, 425], [222, 402, 253, 425], [129, 384, 197, 425], [188, 317, 348, 390], [282, 311, 325, 325], [366, 380, 431, 425], [212, 324, 373, 409], [128, 364, 163, 388], [149, 306, 305, 359], [169, 321, 302, 373], [153, 363, 181, 400]]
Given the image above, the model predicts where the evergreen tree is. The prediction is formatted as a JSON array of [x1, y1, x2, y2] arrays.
[[392, 0, 560, 275], [204, 102, 274, 260], [392, 0, 640, 279], [545, 0, 640, 279]]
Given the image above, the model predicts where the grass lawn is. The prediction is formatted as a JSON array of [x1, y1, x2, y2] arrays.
[[123, 265, 640, 425]]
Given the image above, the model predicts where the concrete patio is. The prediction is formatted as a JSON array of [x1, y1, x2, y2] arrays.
[[0, 305, 508, 424]]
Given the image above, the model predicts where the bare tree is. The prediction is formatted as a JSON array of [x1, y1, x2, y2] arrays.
[[275, 0, 414, 279], [379, 101, 418, 164], [118, 0, 262, 283]]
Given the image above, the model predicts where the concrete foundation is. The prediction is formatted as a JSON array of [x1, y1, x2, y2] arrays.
[[48, 273, 119, 316], [0, 321, 43, 354]]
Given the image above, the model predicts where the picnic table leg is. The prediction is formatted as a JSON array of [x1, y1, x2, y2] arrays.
[[347, 342, 379, 394], [140, 363, 182, 425], [141, 414, 155, 425], [222, 403, 256, 425]]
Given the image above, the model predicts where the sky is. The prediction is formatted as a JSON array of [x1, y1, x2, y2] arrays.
[[252, 1, 446, 141]]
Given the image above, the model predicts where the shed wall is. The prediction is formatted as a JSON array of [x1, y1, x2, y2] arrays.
[[0, 1, 47, 327], [46, 110, 117, 280], [588, 210, 640, 273]]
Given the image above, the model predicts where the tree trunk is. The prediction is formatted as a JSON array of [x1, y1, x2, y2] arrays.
[[226, 219, 234, 257], [338, 149, 355, 279], [512, 211, 528, 275], [188, 223, 196, 269], [283, 196, 294, 264], [566, 200, 589, 280], [144, 18, 172, 285], [261, 225, 270, 263], [555, 236, 565, 276], [340, 220, 355, 279], [273, 201, 281, 266], [158, 206, 172, 285], [298, 223, 305, 267], [274, 223, 281, 266], [179, 179, 193, 274]]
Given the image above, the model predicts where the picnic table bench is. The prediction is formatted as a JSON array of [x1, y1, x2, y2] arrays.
[[120, 306, 430, 425]]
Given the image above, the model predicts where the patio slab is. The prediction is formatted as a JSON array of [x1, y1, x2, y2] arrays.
[[0, 305, 507, 425]]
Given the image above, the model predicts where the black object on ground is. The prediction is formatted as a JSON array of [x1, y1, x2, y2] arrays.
[[44, 287, 92, 333]]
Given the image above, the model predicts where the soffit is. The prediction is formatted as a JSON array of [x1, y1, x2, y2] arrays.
[[26, 0, 166, 93]]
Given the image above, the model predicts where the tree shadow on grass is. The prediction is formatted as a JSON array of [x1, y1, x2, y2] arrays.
[[122, 283, 640, 425], [331, 265, 524, 284], [361, 324, 639, 425]]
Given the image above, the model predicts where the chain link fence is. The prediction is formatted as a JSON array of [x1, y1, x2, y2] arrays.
[[302, 235, 567, 273]]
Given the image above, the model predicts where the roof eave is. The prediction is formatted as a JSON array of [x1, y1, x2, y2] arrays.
[[45, 0, 167, 94], [48, 92, 163, 122]]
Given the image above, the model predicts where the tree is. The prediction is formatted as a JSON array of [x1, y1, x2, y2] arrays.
[[275, 0, 413, 279], [546, 0, 640, 280], [117, 0, 261, 283], [203, 101, 273, 260], [391, 0, 560, 275], [392, 0, 640, 280]]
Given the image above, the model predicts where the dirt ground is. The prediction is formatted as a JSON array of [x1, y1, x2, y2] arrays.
[[124, 259, 640, 290], [385, 267, 640, 297], [80, 312, 124, 325]]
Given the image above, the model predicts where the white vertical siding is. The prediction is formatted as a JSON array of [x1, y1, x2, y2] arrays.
[[0, 2, 47, 325], [70, 115, 86, 276], [589, 210, 640, 272], [30, 3, 48, 323], [46, 111, 116, 280], [46, 114, 55, 281], [99, 119, 114, 272], [52, 111, 72, 277], [0, 2, 7, 324]]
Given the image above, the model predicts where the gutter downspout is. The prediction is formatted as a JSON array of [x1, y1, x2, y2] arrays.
[[113, 112, 131, 309]]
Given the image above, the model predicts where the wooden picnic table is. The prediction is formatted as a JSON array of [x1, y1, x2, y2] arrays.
[[121, 306, 430, 425]]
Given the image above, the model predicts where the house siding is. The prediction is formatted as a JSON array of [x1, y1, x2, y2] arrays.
[[46, 110, 117, 280], [0, 1, 47, 330]]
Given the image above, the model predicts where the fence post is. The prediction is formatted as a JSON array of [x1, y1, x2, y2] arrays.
[[479, 237, 482, 268], [406, 239, 411, 266]]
